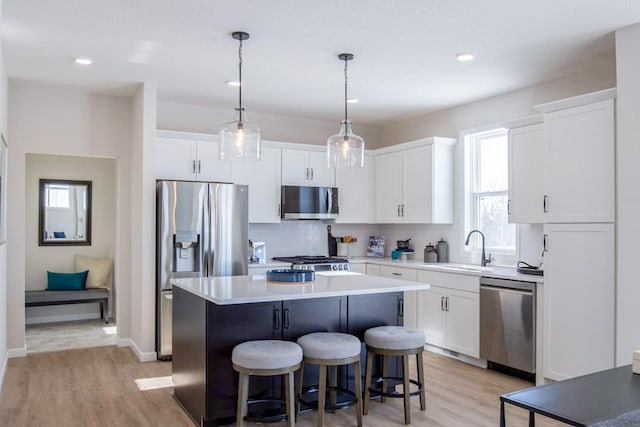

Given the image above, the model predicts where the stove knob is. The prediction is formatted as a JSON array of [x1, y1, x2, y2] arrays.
[[332, 264, 338, 271], [338, 264, 343, 270]]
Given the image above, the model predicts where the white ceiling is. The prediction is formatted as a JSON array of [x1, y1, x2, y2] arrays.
[[3, 1, 639, 125]]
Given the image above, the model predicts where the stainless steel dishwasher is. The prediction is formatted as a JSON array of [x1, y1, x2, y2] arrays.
[[480, 277, 536, 374]]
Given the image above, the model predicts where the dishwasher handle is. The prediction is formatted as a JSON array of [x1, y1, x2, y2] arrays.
[[480, 284, 533, 296], [480, 277, 535, 292]]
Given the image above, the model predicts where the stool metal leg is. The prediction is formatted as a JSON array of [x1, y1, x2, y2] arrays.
[[317, 365, 327, 427], [285, 371, 295, 427], [296, 362, 305, 419], [416, 350, 426, 411], [402, 354, 411, 425], [354, 359, 363, 427], [236, 372, 249, 427], [363, 351, 374, 415], [380, 354, 387, 403], [330, 366, 338, 410]]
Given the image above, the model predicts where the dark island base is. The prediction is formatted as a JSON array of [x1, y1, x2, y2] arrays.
[[173, 287, 405, 426]]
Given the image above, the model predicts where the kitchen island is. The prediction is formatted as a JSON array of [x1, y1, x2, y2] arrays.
[[171, 273, 429, 426]]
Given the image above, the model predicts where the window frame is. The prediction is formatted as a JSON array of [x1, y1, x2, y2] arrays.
[[461, 126, 518, 265]]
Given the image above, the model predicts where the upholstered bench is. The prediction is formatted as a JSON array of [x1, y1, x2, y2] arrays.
[[25, 288, 110, 324]]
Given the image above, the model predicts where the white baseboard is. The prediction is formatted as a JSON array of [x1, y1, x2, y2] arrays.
[[424, 344, 487, 369], [7, 346, 26, 358], [117, 338, 157, 362], [26, 312, 101, 325]]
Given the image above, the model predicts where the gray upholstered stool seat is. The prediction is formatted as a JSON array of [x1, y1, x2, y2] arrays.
[[232, 340, 303, 370], [364, 326, 425, 350], [297, 332, 361, 360], [296, 332, 363, 427], [232, 340, 303, 427], [363, 326, 426, 425]]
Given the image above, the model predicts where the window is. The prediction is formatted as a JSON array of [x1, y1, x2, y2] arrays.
[[464, 127, 515, 258], [46, 185, 70, 209]]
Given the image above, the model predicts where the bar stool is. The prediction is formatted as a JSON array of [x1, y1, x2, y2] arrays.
[[363, 326, 426, 425], [296, 332, 363, 427], [232, 340, 303, 427]]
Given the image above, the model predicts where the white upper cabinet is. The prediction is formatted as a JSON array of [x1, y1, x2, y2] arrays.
[[374, 138, 455, 224], [374, 151, 403, 223], [335, 153, 374, 223], [542, 99, 615, 223], [156, 132, 231, 182], [529, 89, 616, 223], [281, 148, 335, 187], [231, 146, 282, 223], [507, 120, 545, 223]]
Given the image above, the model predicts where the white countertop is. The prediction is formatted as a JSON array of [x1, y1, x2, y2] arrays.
[[347, 257, 544, 283], [171, 273, 430, 305]]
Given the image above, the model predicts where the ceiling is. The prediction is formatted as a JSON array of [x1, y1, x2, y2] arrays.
[[3, 1, 639, 125]]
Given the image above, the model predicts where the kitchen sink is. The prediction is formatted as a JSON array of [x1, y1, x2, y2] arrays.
[[426, 263, 493, 273]]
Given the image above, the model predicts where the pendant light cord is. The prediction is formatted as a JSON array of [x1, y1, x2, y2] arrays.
[[238, 38, 243, 113], [343, 58, 348, 123]]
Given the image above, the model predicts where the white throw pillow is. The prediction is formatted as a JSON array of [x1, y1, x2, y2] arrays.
[[75, 255, 112, 288]]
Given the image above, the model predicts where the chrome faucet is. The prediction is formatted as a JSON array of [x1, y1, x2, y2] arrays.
[[465, 229, 492, 266]]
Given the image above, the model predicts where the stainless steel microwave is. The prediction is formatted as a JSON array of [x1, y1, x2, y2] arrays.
[[280, 186, 339, 220]]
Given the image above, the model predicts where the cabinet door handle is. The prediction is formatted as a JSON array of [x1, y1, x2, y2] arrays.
[[440, 296, 444, 311], [398, 298, 404, 317], [397, 205, 401, 217], [278, 204, 281, 217], [310, 168, 314, 180], [402, 204, 405, 217], [192, 160, 197, 174], [197, 160, 201, 174], [508, 200, 511, 215], [283, 308, 290, 329], [543, 234, 548, 252], [274, 308, 281, 330], [445, 297, 450, 312], [392, 272, 402, 276], [543, 195, 549, 213]]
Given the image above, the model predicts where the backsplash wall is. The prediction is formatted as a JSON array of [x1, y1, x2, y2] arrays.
[[250, 221, 544, 267]]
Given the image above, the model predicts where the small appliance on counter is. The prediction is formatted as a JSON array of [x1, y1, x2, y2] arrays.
[[392, 238, 414, 261], [436, 238, 449, 263], [516, 261, 544, 276], [424, 243, 438, 263]]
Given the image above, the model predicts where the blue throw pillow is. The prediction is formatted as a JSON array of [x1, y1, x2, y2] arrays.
[[47, 270, 89, 291]]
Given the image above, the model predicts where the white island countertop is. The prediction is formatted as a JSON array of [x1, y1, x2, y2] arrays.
[[171, 273, 430, 305]]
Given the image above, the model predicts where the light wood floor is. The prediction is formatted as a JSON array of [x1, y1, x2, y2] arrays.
[[26, 319, 117, 353], [0, 346, 564, 426]]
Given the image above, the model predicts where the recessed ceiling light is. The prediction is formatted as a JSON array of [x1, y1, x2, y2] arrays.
[[227, 80, 241, 87], [347, 98, 359, 104], [74, 57, 92, 65], [456, 52, 475, 62]]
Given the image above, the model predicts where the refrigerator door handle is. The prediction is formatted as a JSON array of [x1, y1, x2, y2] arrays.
[[326, 188, 332, 214], [202, 188, 211, 277]]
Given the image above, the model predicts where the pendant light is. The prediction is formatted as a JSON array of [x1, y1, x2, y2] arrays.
[[219, 31, 261, 161], [327, 53, 364, 168]]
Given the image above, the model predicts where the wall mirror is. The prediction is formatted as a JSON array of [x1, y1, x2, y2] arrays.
[[39, 179, 92, 246]]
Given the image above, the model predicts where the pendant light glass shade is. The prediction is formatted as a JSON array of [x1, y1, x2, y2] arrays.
[[219, 31, 261, 161], [327, 120, 364, 168], [327, 53, 364, 168], [219, 109, 261, 161]]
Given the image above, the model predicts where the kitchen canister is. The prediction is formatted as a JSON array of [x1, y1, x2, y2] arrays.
[[436, 238, 449, 263], [424, 243, 438, 263]]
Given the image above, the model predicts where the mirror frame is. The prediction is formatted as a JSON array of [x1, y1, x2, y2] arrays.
[[39, 179, 92, 246]]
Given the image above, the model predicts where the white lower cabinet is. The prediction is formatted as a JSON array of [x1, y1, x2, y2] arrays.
[[542, 223, 614, 381], [348, 263, 366, 274], [379, 266, 419, 329], [417, 270, 479, 358]]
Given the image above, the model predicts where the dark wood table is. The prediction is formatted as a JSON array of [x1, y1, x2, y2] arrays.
[[500, 365, 640, 426]]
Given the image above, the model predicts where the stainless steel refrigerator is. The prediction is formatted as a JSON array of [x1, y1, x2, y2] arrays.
[[156, 180, 248, 359]]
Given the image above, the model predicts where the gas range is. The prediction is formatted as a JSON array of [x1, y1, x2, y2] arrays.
[[272, 255, 350, 272]]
